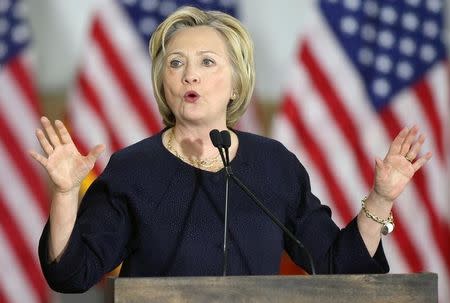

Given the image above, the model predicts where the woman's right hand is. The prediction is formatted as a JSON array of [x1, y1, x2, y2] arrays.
[[30, 116, 105, 194]]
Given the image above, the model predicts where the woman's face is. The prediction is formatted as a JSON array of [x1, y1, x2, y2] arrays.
[[162, 25, 234, 128]]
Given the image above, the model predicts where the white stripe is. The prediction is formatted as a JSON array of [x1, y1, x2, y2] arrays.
[[0, 69, 41, 156], [426, 64, 450, 136], [0, 145, 45, 259], [83, 40, 149, 145], [0, 228, 38, 303], [68, 90, 110, 170]]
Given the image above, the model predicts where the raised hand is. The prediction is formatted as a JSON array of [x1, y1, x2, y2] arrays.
[[373, 125, 432, 202], [29, 116, 105, 194]]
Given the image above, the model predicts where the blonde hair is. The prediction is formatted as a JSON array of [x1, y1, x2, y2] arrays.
[[149, 6, 255, 127]]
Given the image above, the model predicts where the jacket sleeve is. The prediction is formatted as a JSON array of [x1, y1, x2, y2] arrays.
[[38, 155, 132, 293], [284, 154, 389, 274]]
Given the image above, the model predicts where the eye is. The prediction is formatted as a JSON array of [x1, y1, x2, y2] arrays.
[[169, 59, 183, 68], [202, 58, 215, 66]]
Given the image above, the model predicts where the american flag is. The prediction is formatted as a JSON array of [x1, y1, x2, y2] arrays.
[[272, 0, 449, 301], [66, 0, 263, 195], [0, 0, 49, 303]]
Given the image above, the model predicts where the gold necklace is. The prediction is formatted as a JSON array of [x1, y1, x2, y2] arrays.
[[166, 128, 222, 169]]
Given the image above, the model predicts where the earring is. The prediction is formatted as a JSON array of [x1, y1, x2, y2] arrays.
[[231, 91, 238, 100]]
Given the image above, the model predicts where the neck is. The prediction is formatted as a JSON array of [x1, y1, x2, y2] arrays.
[[170, 123, 227, 161]]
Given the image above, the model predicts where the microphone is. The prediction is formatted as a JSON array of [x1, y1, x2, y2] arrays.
[[209, 130, 227, 170], [212, 130, 316, 275], [220, 130, 231, 166]]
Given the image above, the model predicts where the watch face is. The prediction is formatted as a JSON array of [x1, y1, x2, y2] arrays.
[[381, 222, 395, 235]]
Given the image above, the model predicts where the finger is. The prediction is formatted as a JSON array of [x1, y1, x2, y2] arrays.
[[55, 120, 74, 145], [387, 127, 408, 155], [399, 125, 419, 156], [41, 116, 61, 147], [374, 157, 386, 176], [35, 128, 54, 155], [86, 144, 105, 164], [405, 133, 426, 161], [29, 150, 48, 168], [412, 151, 432, 172]]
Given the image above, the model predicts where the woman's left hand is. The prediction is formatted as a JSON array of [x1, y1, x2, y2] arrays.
[[373, 125, 432, 202]]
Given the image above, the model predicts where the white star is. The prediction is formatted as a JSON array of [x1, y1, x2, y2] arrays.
[[11, 23, 29, 44], [140, 0, 159, 12], [406, 0, 421, 7], [422, 20, 439, 39], [344, 0, 361, 11], [139, 17, 158, 35], [396, 61, 414, 80], [341, 16, 359, 35], [399, 37, 416, 56], [358, 48, 374, 66], [375, 55, 393, 73], [402, 13, 419, 31], [361, 24, 377, 42], [363, 1, 379, 17], [0, 18, 9, 36], [373, 78, 391, 97], [12, 0, 27, 19], [378, 30, 395, 49], [426, 0, 442, 13], [220, 0, 236, 7], [0, 0, 11, 14], [159, 1, 177, 16], [420, 44, 437, 62], [380, 6, 397, 25]]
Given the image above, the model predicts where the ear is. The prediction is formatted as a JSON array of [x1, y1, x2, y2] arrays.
[[230, 90, 238, 101]]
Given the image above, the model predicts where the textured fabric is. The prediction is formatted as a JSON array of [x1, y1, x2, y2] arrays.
[[39, 130, 388, 293]]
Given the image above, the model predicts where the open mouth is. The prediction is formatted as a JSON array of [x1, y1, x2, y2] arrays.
[[184, 91, 200, 103]]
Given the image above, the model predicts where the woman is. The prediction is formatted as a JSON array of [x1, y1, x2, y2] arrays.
[[30, 6, 431, 293]]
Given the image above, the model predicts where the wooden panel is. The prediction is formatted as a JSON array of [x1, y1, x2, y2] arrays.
[[106, 273, 437, 303]]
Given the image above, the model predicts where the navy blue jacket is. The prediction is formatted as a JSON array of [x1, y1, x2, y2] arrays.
[[39, 130, 389, 293]]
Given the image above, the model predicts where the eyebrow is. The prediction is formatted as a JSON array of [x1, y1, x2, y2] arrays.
[[166, 50, 220, 57]]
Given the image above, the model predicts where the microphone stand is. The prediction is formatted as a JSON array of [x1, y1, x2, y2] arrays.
[[228, 172, 316, 275], [213, 130, 316, 275], [220, 130, 232, 276], [210, 130, 230, 276]]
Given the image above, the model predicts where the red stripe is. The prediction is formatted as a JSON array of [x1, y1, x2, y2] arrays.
[[0, 192, 48, 303], [380, 108, 450, 275], [0, 285, 10, 303], [283, 95, 354, 222], [78, 72, 123, 152], [299, 43, 425, 272], [412, 79, 446, 164], [92, 19, 161, 134], [0, 108, 49, 216], [7, 56, 41, 117]]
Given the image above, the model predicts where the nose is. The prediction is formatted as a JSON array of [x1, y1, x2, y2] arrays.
[[182, 64, 200, 84]]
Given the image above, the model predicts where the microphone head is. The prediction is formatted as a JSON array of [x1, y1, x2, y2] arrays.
[[220, 130, 231, 148], [209, 129, 223, 147]]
